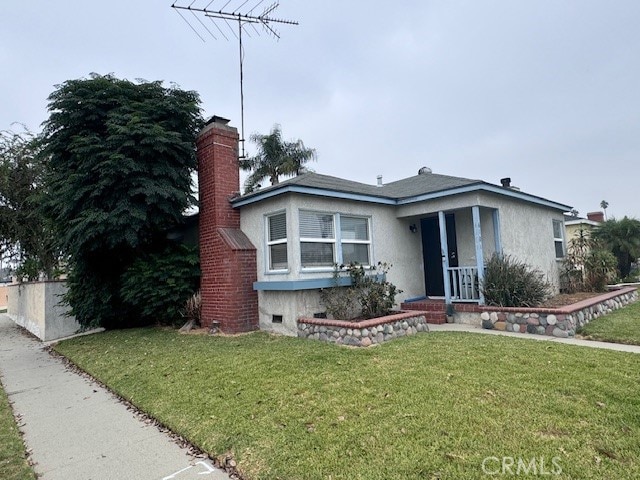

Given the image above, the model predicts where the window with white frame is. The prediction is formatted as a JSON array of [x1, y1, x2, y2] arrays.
[[299, 211, 335, 268], [299, 211, 371, 268], [267, 212, 288, 270], [552, 219, 565, 258], [340, 215, 371, 265]]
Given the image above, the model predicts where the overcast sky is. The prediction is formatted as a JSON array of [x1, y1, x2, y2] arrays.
[[2, 1, 638, 219]]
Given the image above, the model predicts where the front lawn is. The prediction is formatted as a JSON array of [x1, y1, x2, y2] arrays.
[[55, 329, 640, 479], [578, 299, 640, 345], [0, 381, 36, 480]]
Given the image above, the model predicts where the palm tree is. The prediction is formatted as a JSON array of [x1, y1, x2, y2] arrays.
[[600, 200, 609, 220], [239, 124, 316, 193], [592, 216, 640, 279]]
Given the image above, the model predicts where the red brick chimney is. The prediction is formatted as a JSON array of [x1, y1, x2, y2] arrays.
[[197, 116, 258, 333], [586, 211, 604, 223]]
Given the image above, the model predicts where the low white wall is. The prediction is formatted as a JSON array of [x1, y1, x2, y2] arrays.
[[6, 281, 80, 341], [0, 284, 8, 308]]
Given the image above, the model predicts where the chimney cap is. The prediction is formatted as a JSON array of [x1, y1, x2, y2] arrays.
[[206, 115, 231, 126]]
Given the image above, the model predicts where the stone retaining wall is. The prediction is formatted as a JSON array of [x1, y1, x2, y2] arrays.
[[481, 287, 638, 338], [297, 311, 429, 347]]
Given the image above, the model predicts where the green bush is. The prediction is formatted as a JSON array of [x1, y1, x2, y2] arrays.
[[120, 244, 200, 326], [320, 262, 402, 320], [584, 248, 618, 291], [481, 254, 551, 307], [561, 228, 618, 293]]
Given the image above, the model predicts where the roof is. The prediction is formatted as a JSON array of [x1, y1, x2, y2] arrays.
[[231, 171, 572, 212], [564, 214, 600, 226]]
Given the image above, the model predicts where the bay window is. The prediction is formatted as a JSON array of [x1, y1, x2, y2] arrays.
[[299, 210, 371, 268], [267, 212, 288, 271]]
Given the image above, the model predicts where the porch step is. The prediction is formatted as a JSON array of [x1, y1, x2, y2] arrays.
[[424, 311, 447, 324], [401, 301, 447, 324]]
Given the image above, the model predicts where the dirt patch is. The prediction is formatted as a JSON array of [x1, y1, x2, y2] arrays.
[[539, 292, 603, 308]]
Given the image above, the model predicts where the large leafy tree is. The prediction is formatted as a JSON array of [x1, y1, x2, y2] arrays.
[[0, 127, 60, 280], [42, 74, 203, 328], [592, 216, 640, 279], [239, 124, 316, 193]]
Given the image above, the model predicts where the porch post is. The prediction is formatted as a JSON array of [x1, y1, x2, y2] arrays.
[[438, 211, 452, 306], [492, 208, 503, 258], [472, 206, 486, 305]]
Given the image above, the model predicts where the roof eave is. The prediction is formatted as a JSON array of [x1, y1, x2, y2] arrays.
[[397, 183, 572, 211], [231, 185, 396, 207], [231, 181, 571, 212]]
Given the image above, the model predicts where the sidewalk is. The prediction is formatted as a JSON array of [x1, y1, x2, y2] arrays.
[[0, 314, 230, 480], [428, 322, 640, 353]]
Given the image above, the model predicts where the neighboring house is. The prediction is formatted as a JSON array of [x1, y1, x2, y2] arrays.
[[197, 117, 572, 336], [564, 212, 603, 244]]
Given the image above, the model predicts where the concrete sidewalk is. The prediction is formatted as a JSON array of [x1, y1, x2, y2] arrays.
[[0, 314, 230, 480], [429, 322, 640, 353]]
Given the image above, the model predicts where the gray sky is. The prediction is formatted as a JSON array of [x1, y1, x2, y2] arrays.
[[2, 1, 639, 219]]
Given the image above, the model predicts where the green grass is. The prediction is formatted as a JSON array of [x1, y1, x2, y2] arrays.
[[54, 329, 640, 479], [578, 300, 640, 345], [0, 380, 36, 480]]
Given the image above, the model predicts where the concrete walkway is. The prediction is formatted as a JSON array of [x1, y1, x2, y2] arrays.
[[429, 322, 640, 353], [0, 314, 230, 480]]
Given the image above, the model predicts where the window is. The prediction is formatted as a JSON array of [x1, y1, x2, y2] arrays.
[[340, 215, 371, 265], [553, 219, 565, 258], [299, 211, 371, 268], [300, 211, 335, 267], [267, 212, 288, 270]]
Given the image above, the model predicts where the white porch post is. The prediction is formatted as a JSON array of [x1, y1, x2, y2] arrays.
[[492, 208, 503, 258], [438, 211, 452, 306], [472, 206, 486, 305]]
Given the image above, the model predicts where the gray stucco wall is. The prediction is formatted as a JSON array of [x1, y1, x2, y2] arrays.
[[240, 194, 425, 334], [475, 193, 564, 292]]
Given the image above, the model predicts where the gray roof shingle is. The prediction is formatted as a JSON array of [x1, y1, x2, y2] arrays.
[[233, 171, 571, 211], [238, 171, 481, 201]]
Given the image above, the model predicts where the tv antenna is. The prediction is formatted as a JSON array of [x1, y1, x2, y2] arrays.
[[171, 1, 298, 158]]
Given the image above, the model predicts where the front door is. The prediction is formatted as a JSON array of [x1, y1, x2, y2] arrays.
[[421, 214, 458, 296]]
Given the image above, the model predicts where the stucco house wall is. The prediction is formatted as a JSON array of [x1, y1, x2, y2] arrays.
[[477, 193, 564, 291], [240, 195, 425, 334]]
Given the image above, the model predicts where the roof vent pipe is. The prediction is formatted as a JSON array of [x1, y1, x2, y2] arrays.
[[500, 177, 511, 188], [376, 175, 383, 187], [418, 166, 432, 175]]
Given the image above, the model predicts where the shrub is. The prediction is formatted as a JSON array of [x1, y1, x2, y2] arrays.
[[320, 284, 360, 320], [320, 262, 402, 320], [561, 228, 618, 293], [481, 254, 551, 307], [120, 244, 200, 326], [181, 290, 202, 326], [584, 249, 618, 292]]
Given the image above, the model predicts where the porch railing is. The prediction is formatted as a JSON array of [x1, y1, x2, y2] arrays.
[[447, 266, 481, 302]]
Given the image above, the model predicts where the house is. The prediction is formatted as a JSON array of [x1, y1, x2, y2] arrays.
[[197, 117, 572, 336], [564, 212, 603, 244]]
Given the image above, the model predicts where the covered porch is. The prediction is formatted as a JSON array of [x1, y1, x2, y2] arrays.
[[400, 205, 502, 310]]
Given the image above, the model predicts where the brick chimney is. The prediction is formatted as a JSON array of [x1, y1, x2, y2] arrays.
[[586, 211, 604, 223], [197, 116, 258, 333]]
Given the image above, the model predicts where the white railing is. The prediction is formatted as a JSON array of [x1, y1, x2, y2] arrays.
[[448, 266, 480, 302]]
